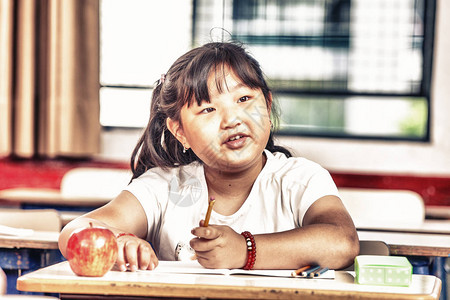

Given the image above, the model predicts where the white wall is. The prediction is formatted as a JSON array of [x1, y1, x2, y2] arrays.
[[99, 0, 449, 177], [277, 0, 450, 176]]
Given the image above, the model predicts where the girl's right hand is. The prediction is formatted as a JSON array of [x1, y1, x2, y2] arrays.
[[116, 234, 159, 272]]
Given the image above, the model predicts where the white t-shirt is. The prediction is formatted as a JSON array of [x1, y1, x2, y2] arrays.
[[125, 150, 339, 261]]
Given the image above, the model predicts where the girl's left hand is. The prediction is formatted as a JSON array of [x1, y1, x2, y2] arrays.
[[190, 222, 247, 269]]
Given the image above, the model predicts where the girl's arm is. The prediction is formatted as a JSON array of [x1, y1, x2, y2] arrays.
[[59, 190, 158, 271], [0, 266, 6, 294], [191, 195, 359, 270], [254, 195, 359, 269]]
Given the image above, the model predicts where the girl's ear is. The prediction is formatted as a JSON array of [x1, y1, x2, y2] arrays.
[[166, 118, 190, 148], [267, 92, 273, 114]]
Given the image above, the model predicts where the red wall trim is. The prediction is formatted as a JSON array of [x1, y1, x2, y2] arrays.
[[331, 172, 450, 207], [0, 158, 127, 191], [1, 158, 449, 207]]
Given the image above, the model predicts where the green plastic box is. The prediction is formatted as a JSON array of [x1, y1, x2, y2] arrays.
[[355, 255, 412, 286]]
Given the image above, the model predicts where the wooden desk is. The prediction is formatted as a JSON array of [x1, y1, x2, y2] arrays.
[[0, 188, 109, 226], [0, 188, 111, 208], [0, 231, 62, 295], [426, 206, 450, 220], [356, 220, 450, 235], [17, 261, 441, 300], [356, 225, 449, 300], [0, 231, 59, 250], [357, 230, 450, 257]]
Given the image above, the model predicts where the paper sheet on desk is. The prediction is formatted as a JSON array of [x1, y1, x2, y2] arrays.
[[0, 224, 34, 236], [144, 261, 335, 279]]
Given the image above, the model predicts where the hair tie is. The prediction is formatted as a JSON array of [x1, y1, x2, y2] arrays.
[[159, 73, 166, 85]]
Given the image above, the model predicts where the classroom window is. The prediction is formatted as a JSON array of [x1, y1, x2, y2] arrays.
[[99, 0, 194, 128], [193, 0, 435, 140], [100, 0, 435, 155]]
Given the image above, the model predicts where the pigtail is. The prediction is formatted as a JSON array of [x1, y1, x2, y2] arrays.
[[130, 78, 199, 180], [265, 132, 292, 158], [130, 84, 168, 179]]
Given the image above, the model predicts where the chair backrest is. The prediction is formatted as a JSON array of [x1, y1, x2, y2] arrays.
[[60, 167, 131, 200], [344, 240, 390, 271], [338, 188, 425, 230], [359, 240, 390, 256], [0, 208, 61, 231]]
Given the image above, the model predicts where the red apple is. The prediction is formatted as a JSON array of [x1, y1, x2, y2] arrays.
[[66, 222, 118, 277]]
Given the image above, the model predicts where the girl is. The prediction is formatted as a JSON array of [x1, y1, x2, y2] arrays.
[[0, 267, 5, 294], [59, 42, 359, 272]]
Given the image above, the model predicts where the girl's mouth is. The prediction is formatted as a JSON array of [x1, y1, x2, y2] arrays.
[[225, 135, 247, 149], [228, 135, 242, 141]]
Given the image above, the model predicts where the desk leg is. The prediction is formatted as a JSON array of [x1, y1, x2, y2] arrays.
[[431, 257, 447, 300]]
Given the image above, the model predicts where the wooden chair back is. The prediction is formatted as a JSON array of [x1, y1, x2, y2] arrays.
[[339, 188, 425, 229], [344, 240, 390, 271], [60, 167, 131, 200]]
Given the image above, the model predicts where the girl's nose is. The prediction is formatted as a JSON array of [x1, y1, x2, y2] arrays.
[[220, 106, 242, 129]]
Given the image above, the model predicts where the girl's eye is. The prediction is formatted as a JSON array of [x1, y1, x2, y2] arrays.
[[238, 96, 250, 103], [200, 107, 215, 114]]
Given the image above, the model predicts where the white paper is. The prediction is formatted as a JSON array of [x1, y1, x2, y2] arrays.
[[144, 260, 335, 279], [0, 224, 34, 236]]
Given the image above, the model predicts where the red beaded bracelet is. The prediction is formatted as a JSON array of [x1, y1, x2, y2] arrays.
[[116, 233, 136, 239], [241, 231, 256, 270]]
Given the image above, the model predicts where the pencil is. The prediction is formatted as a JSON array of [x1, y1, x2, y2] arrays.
[[301, 265, 321, 277], [291, 265, 312, 277], [312, 267, 329, 277], [203, 197, 215, 227]]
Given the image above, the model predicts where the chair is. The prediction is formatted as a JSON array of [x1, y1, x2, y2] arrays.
[[359, 240, 390, 256], [344, 240, 390, 271], [338, 188, 425, 230], [0, 208, 61, 232], [60, 167, 131, 200]]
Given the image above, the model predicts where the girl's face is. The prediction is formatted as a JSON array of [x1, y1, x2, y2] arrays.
[[167, 69, 272, 173]]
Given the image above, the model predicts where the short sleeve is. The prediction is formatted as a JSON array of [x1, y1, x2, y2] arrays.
[[124, 173, 166, 241], [296, 165, 339, 226]]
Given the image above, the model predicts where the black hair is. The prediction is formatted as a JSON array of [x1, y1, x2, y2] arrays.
[[130, 42, 291, 179]]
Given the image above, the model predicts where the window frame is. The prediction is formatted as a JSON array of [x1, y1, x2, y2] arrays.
[[191, 0, 436, 142]]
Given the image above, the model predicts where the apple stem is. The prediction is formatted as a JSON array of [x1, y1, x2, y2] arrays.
[[89, 222, 93, 228]]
